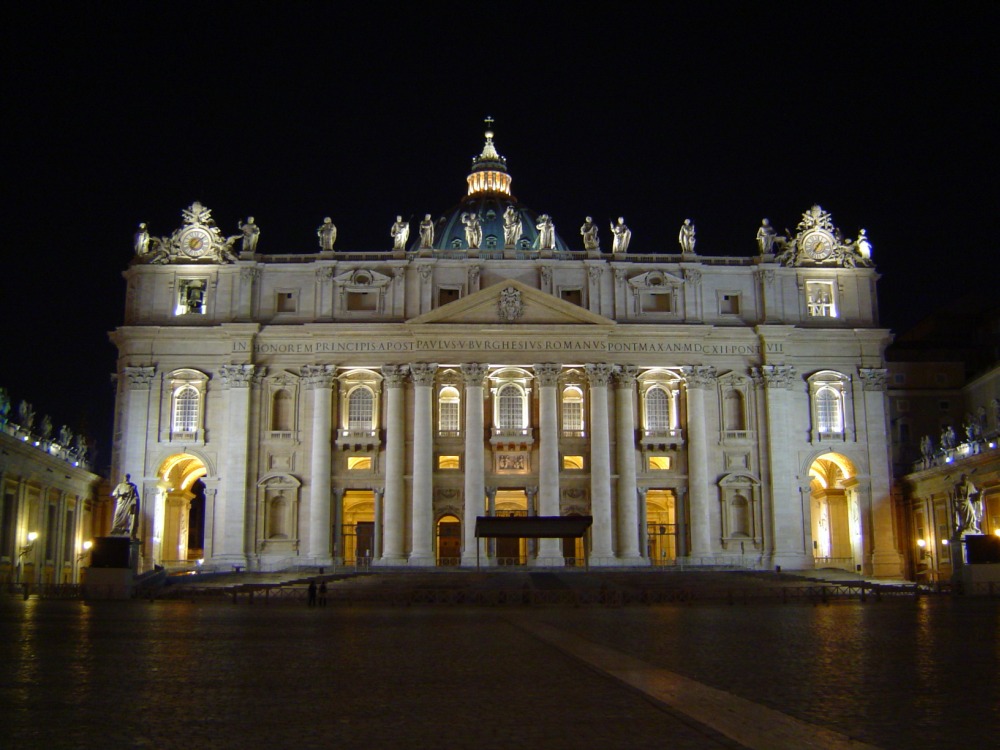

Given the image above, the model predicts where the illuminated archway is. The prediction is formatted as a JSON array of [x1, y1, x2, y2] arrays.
[[645, 489, 677, 565], [436, 514, 461, 565], [154, 453, 208, 567], [342, 490, 375, 564], [808, 453, 862, 572]]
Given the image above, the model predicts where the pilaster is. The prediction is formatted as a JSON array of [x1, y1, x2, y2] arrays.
[[409, 363, 438, 566], [460, 363, 488, 566], [586, 363, 615, 565], [533, 363, 564, 566]]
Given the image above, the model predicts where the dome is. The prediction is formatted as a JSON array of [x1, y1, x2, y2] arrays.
[[412, 121, 570, 253]]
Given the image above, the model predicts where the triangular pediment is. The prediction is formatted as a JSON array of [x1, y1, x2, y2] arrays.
[[408, 279, 615, 326]]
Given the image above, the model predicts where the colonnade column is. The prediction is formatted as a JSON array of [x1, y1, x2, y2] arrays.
[[460, 364, 488, 566], [534, 364, 564, 566], [681, 366, 717, 561], [332, 488, 344, 564], [378, 365, 407, 565], [302, 364, 336, 565], [585, 364, 615, 565], [217, 364, 258, 566], [754, 365, 807, 570], [409, 363, 438, 566], [858, 368, 903, 577], [614, 366, 644, 564]]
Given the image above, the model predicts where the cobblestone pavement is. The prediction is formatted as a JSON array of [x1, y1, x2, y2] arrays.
[[1, 589, 998, 749]]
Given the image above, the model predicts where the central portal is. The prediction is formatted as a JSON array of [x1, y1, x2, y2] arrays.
[[493, 489, 528, 565]]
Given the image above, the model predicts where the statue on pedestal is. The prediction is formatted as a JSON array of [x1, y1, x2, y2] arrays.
[[318, 217, 337, 251], [462, 212, 482, 249], [536, 214, 555, 250], [134, 222, 150, 256], [238, 217, 260, 253], [419, 214, 435, 249], [610, 217, 631, 254], [580, 216, 599, 250], [954, 474, 983, 536], [110, 474, 141, 539], [756, 219, 776, 255], [679, 219, 696, 254], [503, 206, 522, 248]]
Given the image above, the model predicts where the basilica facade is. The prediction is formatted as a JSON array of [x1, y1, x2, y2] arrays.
[[112, 128, 903, 576]]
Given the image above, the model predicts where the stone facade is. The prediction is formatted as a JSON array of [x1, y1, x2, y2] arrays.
[[111, 129, 902, 576]]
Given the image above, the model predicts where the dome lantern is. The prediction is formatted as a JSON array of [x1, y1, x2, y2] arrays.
[[467, 116, 512, 197]]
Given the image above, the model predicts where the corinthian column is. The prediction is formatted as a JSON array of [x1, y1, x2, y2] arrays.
[[377, 365, 408, 565], [217, 364, 260, 567], [534, 363, 564, 566], [614, 366, 644, 564], [460, 363, 488, 566], [409, 363, 438, 566], [752, 364, 806, 570], [681, 365, 717, 561], [585, 363, 615, 565], [302, 364, 336, 564]]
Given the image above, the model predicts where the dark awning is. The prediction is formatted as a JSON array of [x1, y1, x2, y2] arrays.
[[475, 515, 593, 539]]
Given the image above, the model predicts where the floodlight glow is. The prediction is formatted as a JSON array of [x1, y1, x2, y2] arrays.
[[916, 538, 926, 548]]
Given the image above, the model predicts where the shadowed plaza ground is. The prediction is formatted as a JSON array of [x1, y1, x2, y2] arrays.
[[2, 572, 998, 749]]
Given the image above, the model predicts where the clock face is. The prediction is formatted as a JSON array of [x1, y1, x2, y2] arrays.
[[180, 227, 212, 258], [800, 229, 834, 261]]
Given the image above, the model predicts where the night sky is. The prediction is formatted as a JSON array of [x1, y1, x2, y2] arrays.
[[3, 3, 996, 470]]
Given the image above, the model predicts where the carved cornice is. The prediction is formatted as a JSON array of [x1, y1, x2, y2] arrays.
[[301, 364, 337, 389], [752, 365, 797, 389], [613, 365, 638, 388], [123, 366, 156, 390], [220, 364, 255, 388], [409, 363, 439, 386], [858, 368, 888, 392], [380, 364, 408, 387], [584, 363, 615, 387], [681, 365, 718, 389], [533, 363, 562, 387], [460, 363, 489, 387]]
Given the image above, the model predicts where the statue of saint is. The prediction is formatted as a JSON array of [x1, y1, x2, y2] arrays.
[[941, 425, 957, 450], [238, 217, 260, 253], [134, 222, 150, 255], [954, 474, 982, 535], [503, 206, 522, 248], [419, 214, 435, 249], [610, 217, 631, 254], [756, 219, 776, 255], [110, 474, 141, 538], [580, 216, 599, 250], [59, 425, 72, 446], [39, 415, 52, 439], [317, 217, 337, 251], [919, 434, 933, 459], [18, 400, 34, 430], [462, 212, 482, 249], [856, 229, 873, 261], [390, 216, 410, 250], [536, 214, 555, 250], [679, 219, 696, 254]]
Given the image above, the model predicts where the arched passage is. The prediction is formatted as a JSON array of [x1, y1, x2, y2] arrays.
[[342, 490, 375, 564], [646, 489, 677, 565], [808, 453, 863, 573], [155, 453, 208, 566], [436, 514, 461, 565]]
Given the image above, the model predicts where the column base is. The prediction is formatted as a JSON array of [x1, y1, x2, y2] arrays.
[[373, 555, 407, 567], [614, 555, 649, 567], [528, 556, 565, 567], [407, 554, 437, 567], [870, 550, 904, 579], [770, 551, 811, 572], [211, 554, 248, 572]]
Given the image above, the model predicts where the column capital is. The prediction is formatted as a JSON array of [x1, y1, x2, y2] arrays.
[[858, 367, 888, 392], [301, 364, 337, 389], [123, 366, 156, 390], [613, 365, 638, 388], [460, 363, 489, 386], [584, 363, 615, 387], [533, 363, 561, 387], [380, 365, 408, 387], [220, 364, 256, 389], [239, 266, 261, 284], [681, 365, 718, 390], [409, 363, 439, 386], [750, 364, 797, 390]]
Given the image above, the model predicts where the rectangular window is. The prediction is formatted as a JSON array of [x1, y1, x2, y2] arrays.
[[719, 293, 740, 315], [347, 291, 377, 311], [563, 455, 584, 470], [561, 400, 584, 433], [560, 289, 583, 307], [805, 281, 837, 317], [648, 456, 672, 470], [347, 456, 372, 471], [438, 288, 461, 306], [438, 455, 460, 470], [176, 279, 207, 316], [439, 401, 460, 433], [640, 292, 671, 313], [275, 291, 298, 313]]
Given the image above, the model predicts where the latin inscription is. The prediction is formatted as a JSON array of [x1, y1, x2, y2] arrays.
[[233, 339, 783, 356]]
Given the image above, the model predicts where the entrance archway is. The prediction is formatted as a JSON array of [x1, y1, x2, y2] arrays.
[[808, 453, 862, 572], [494, 489, 527, 565], [436, 514, 461, 565], [156, 453, 207, 567], [342, 490, 375, 565], [646, 489, 677, 565]]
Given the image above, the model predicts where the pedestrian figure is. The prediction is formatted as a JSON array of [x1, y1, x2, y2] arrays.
[[307, 579, 317, 607], [319, 581, 328, 607]]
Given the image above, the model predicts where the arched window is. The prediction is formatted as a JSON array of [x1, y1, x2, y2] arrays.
[[645, 387, 670, 432], [271, 389, 293, 432], [348, 387, 375, 431], [497, 384, 524, 430], [561, 386, 584, 435], [816, 387, 843, 434], [173, 386, 199, 433], [723, 390, 745, 431], [438, 386, 461, 434]]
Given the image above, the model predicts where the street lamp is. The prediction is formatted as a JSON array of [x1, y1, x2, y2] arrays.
[[77, 540, 93, 562], [19, 531, 38, 559]]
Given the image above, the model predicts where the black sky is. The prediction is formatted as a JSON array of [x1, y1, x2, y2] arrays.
[[3, 2, 997, 469]]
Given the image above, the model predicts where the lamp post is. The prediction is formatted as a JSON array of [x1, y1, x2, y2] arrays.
[[17, 531, 38, 589]]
